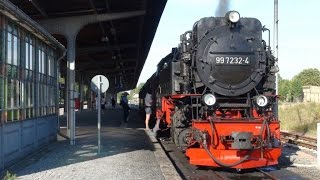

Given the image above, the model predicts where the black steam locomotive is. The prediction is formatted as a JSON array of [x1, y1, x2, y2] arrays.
[[140, 11, 280, 169]]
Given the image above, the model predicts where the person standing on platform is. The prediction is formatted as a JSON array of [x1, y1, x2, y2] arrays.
[[111, 97, 116, 108], [144, 90, 153, 130], [120, 92, 130, 123]]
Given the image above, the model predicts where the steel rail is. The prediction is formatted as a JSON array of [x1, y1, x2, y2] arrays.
[[281, 131, 317, 150], [281, 131, 317, 144], [257, 168, 278, 180]]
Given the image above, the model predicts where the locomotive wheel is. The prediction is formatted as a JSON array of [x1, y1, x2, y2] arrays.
[[170, 116, 178, 143], [171, 110, 191, 151], [170, 110, 183, 144], [171, 126, 188, 151], [176, 128, 192, 151]]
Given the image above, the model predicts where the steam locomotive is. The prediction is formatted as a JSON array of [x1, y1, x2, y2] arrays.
[[139, 11, 281, 169]]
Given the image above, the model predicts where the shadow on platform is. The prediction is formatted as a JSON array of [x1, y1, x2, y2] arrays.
[[11, 108, 160, 178]]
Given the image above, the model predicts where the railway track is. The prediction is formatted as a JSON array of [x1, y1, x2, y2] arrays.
[[280, 131, 317, 150], [158, 137, 279, 179], [157, 131, 316, 179]]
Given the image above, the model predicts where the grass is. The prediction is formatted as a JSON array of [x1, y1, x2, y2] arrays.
[[279, 102, 320, 137]]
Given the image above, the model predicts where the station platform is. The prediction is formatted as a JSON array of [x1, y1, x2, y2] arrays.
[[9, 107, 181, 180]]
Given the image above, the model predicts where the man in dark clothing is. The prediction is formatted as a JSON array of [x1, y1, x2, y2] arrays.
[[120, 92, 130, 123], [111, 97, 116, 108]]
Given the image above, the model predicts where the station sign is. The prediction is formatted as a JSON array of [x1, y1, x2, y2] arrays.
[[91, 75, 109, 93]]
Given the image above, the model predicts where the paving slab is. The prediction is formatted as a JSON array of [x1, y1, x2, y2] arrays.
[[9, 108, 181, 180]]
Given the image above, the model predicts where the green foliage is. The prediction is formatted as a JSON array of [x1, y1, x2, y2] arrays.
[[59, 77, 65, 84], [116, 92, 121, 103], [278, 68, 320, 102], [117, 82, 145, 102], [127, 83, 145, 100], [4, 171, 16, 180], [129, 83, 145, 98], [278, 77, 291, 101], [290, 78, 303, 101], [293, 68, 320, 86]]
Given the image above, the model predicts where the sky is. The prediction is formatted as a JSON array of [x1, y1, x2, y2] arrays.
[[137, 0, 320, 84]]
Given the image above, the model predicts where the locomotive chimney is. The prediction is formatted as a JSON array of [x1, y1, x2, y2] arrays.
[[215, 0, 231, 17]]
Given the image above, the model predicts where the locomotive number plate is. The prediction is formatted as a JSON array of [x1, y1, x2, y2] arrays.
[[213, 55, 250, 65]]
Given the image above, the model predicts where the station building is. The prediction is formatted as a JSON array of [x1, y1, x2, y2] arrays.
[[0, 0, 65, 170], [0, 0, 166, 172]]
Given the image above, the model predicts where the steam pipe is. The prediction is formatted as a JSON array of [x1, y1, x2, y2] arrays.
[[262, 26, 271, 50]]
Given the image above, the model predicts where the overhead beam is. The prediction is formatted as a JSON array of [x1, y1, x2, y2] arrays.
[[77, 58, 137, 65], [77, 71, 135, 85], [30, 9, 105, 18], [82, 66, 135, 73], [39, 10, 146, 35], [29, 0, 48, 18], [79, 71, 135, 78], [77, 43, 136, 55], [77, 55, 135, 71]]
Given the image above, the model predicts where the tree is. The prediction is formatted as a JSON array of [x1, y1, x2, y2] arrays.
[[290, 78, 303, 101], [278, 69, 320, 102], [131, 83, 145, 95], [117, 83, 145, 101], [278, 76, 291, 101], [278, 74, 303, 102], [293, 68, 320, 86]]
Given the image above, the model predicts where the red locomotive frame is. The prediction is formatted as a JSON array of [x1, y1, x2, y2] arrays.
[[156, 94, 281, 169]]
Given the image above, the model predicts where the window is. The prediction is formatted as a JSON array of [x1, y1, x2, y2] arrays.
[[23, 34, 35, 119], [0, 77, 3, 110], [13, 35, 18, 65], [7, 32, 12, 64], [1, 18, 59, 123], [25, 40, 29, 69]]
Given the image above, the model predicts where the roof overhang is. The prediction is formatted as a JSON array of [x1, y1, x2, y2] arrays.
[[9, 0, 167, 92]]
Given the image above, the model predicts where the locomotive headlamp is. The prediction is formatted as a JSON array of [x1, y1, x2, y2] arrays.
[[255, 95, 268, 107], [203, 94, 216, 106], [226, 11, 240, 23]]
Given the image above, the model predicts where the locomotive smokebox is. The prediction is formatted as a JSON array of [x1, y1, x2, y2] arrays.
[[194, 13, 266, 96]]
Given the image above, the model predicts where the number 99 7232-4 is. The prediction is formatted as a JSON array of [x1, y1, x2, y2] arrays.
[[215, 56, 250, 65]]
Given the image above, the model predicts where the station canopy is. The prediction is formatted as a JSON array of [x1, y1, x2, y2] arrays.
[[9, 0, 167, 92]]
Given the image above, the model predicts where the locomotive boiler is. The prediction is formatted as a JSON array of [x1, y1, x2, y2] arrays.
[[141, 11, 281, 169]]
